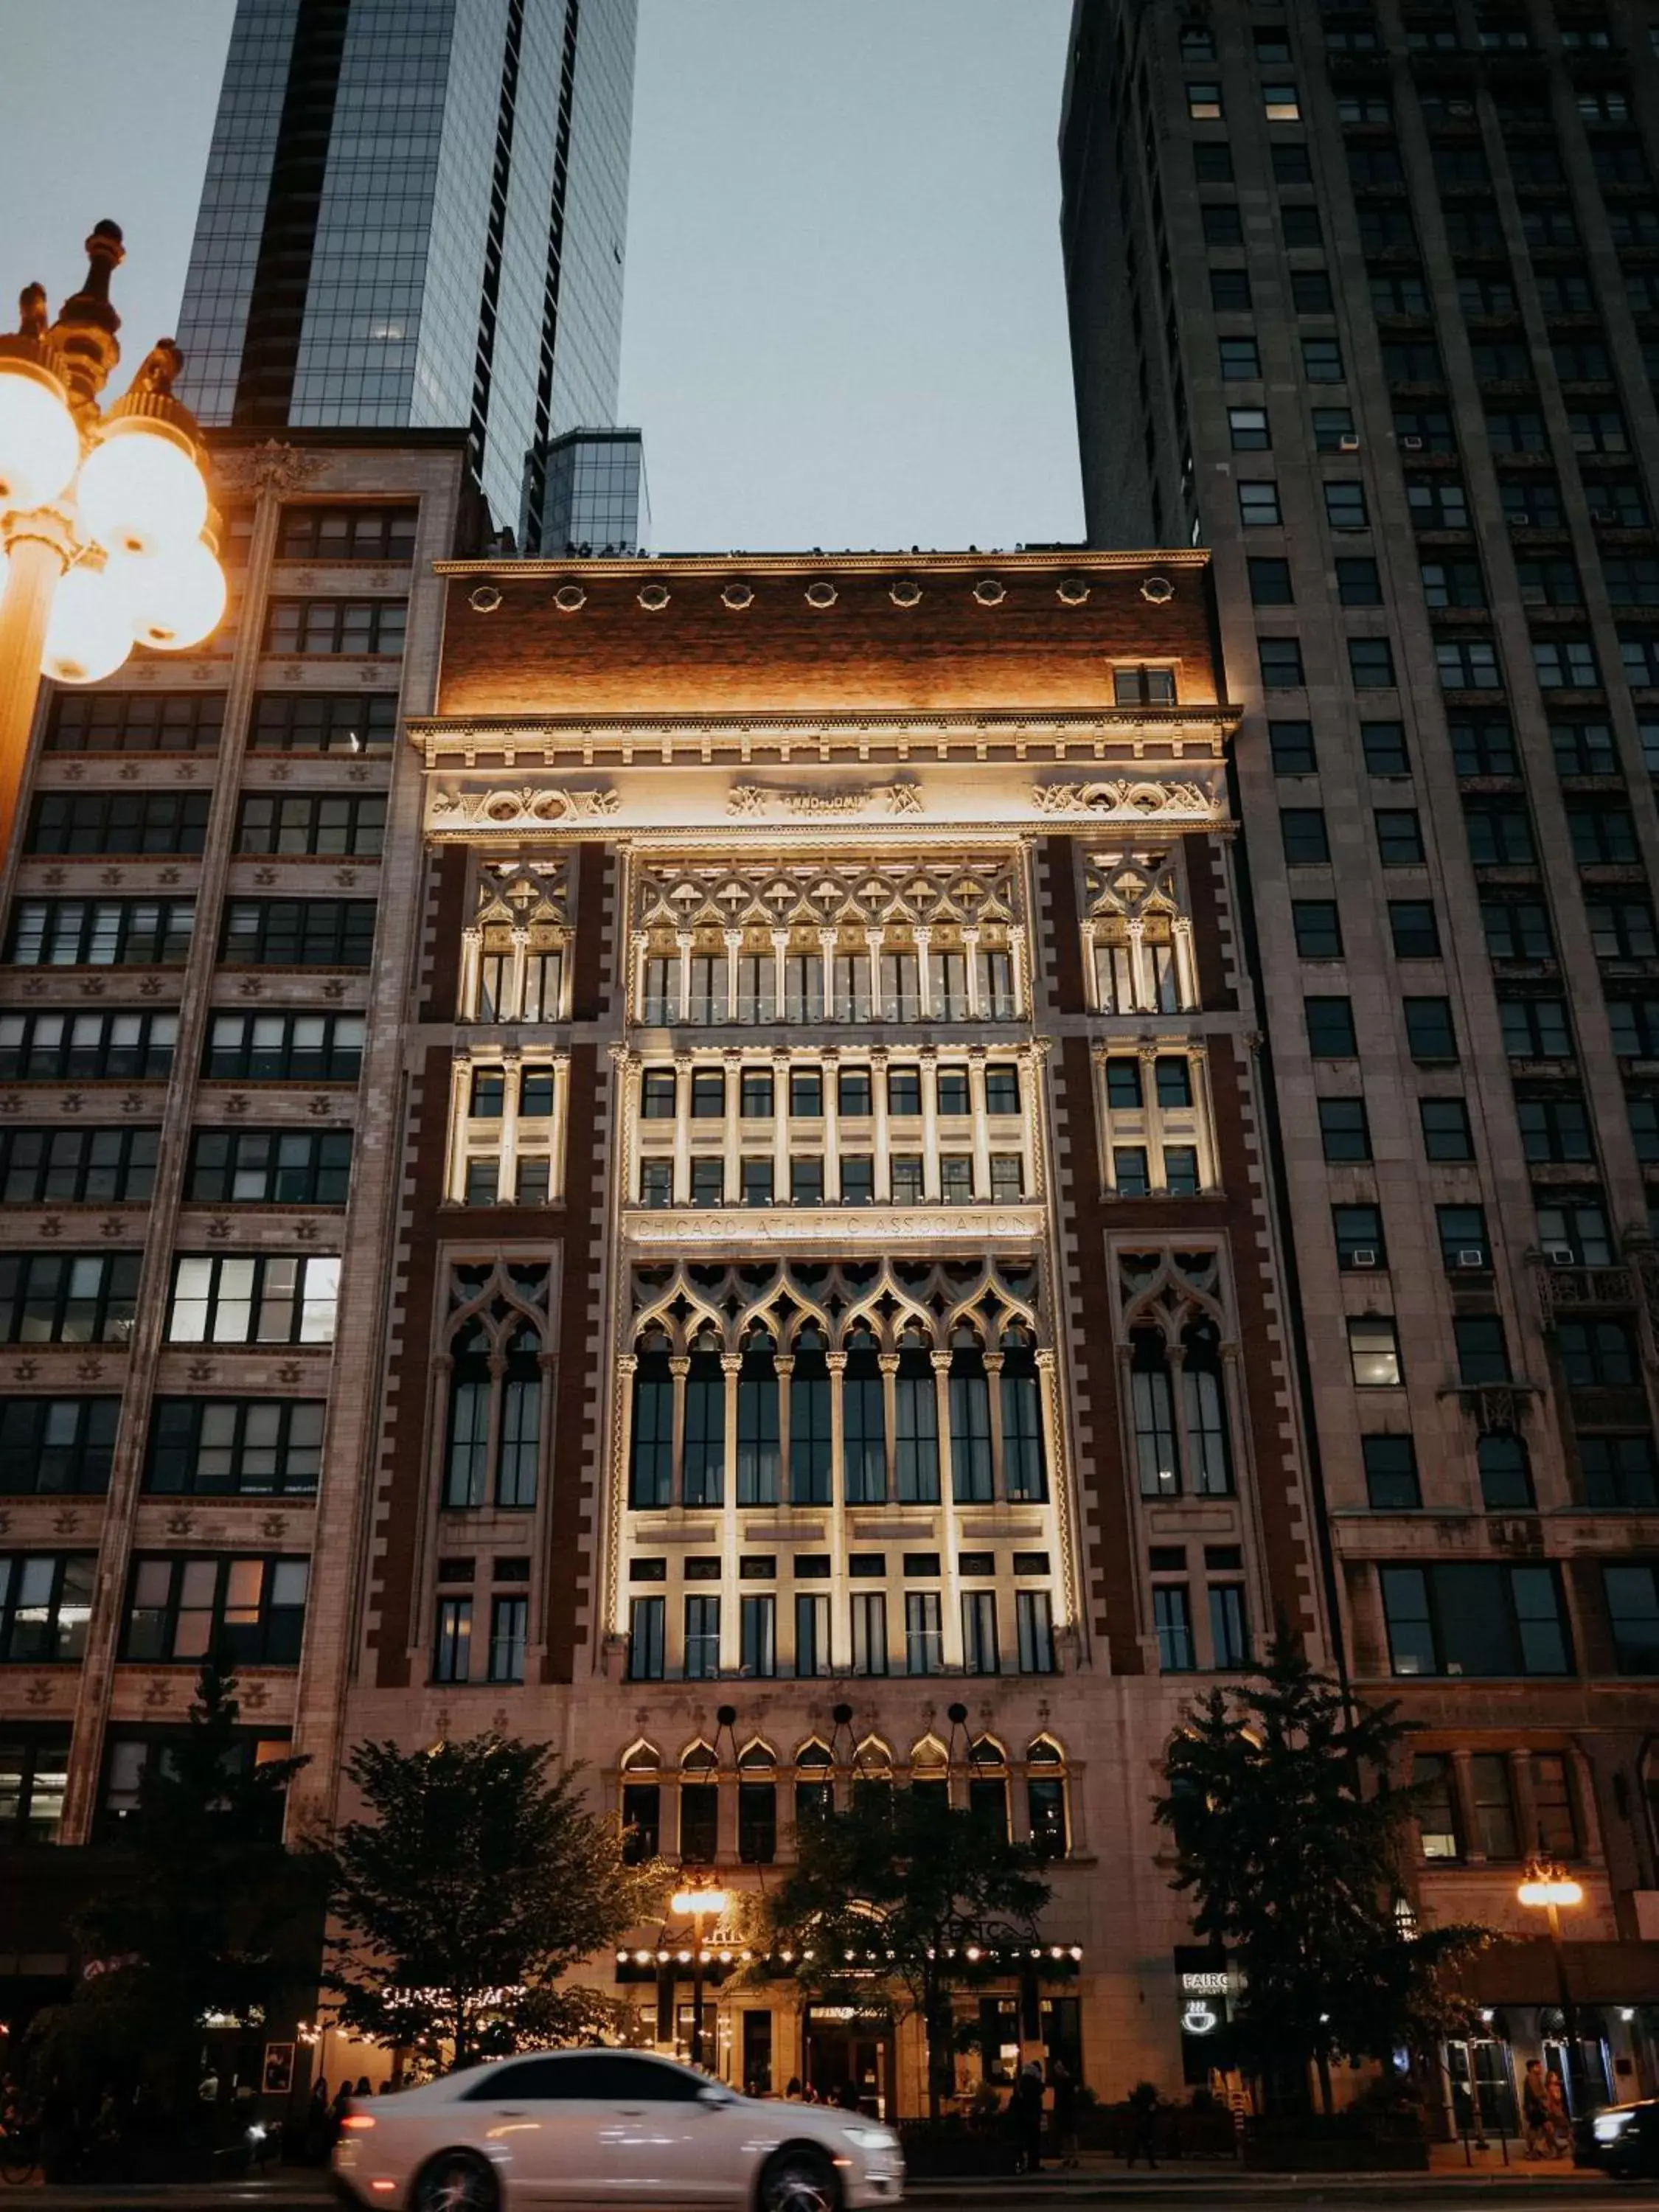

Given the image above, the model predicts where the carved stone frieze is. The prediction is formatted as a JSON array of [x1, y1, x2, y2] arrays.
[[1032, 778, 1225, 820], [634, 854, 1020, 933], [429, 787, 619, 835], [726, 781, 922, 818]]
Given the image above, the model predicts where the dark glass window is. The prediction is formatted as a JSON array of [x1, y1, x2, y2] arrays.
[[0, 1399, 119, 1496], [145, 1399, 324, 1497]]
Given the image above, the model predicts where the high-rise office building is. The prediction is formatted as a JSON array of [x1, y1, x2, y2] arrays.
[[540, 425, 650, 552], [175, 0, 639, 541], [1062, 0, 1659, 2105]]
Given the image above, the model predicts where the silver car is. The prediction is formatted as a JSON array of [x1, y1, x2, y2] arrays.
[[331, 2047, 905, 2211]]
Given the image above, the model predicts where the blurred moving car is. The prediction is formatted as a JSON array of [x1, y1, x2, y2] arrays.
[[1590, 2099, 1659, 2179], [332, 2047, 905, 2211]]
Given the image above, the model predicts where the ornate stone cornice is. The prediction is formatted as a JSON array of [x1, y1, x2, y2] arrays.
[[624, 1204, 1043, 1249]]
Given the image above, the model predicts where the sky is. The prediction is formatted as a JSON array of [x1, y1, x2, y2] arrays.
[[0, 0, 1083, 554]]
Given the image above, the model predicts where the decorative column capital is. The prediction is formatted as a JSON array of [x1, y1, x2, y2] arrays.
[[877, 1352, 901, 1376], [668, 1355, 692, 1379], [617, 1353, 639, 1378], [826, 1352, 849, 1374], [720, 1353, 743, 1376], [931, 1350, 953, 1374]]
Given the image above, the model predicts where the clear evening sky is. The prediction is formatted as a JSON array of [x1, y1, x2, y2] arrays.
[[0, 0, 1083, 553]]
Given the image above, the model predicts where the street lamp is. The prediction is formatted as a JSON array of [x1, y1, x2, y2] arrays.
[[669, 1884, 729, 2072], [0, 220, 223, 860], [1519, 1859, 1585, 2108]]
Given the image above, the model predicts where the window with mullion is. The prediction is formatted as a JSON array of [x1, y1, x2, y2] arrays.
[[46, 690, 223, 754], [841, 1340, 886, 1505], [682, 1349, 726, 1508], [894, 1345, 940, 1503], [145, 1397, 324, 1497], [1132, 1331, 1179, 1496], [203, 1012, 365, 1082], [789, 1335, 832, 1506], [27, 790, 212, 857], [0, 1554, 95, 1660], [0, 1397, 119, 1495], [948, 1341, 993, 1503], [263, 598, 407, 655], [6, 898, 195, 967], [0, 1127, 160, 1205], [737, 1339, 779, 1504], [1379, 1561, 1571, 1675], [628, 1347, 673, 1508], [122, 1554, 310, 1665], [186, 1129, 353, 1205], [249, 692, 397, 754], [235, 793, 387, 858], [0, 1253, 141, 1344], [164, 1254, 339, 1345], [219, 900, 376, 967], [0, 1009, 175, 1082]]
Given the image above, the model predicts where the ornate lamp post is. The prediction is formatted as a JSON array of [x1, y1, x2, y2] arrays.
[[1519, 1858, 1585, 2108], [669, 1884, 729, 2071], [0, 220, 223, 860]]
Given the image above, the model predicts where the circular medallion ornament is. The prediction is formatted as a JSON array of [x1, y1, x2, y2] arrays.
[[722, 581, 754, 610], [889, 580, 923, 608], [1141, 574, 1176, 605], [468, 584, 502, 613], [804, 580, 838, 608], [637, 581, 671, 611], [973, 577, 1007, 606], [1057, 577, 1091, 606], [553, 582, 588, 613]]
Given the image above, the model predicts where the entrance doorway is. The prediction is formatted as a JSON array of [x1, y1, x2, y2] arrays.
[[803, 2007, 894, 2118]]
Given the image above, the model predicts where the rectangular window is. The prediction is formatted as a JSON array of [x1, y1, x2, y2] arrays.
[[1229, 406, 1270, 450], [219, 900, 376, 967], [1318, 1097, 1371, 1161], [1454, 1314, 1509, 1383], [1404, 998, 1458, 1062], [1269, 720, 1315, 773], [961, 1590, 1000, 1675], [1363, 1434, 1421, 1509], [1334, 1203, 1385, 1269], [1414, 1753, 1460, 1860], [1348, 638, 1397, 689], [1306, 996, 1357, 1057], [1016, 1589, 1055, 1674], [739, 1593, 776, 1677], [1380, 1562, 1571, 1676], [0, 1252, 141, 1344], [164, 1254, 339, 1346], [905, 1590, 942, 1675], [46, 690, 225, 754], [1324, 481, 1368, 531], [488, 1596, 527, 1683], [0, 1555, 96, 1661], [0, 1126, 159, 1206], [1390, 902, 1441, 958], [1250, 557, 1293, 605], [684, 1594, 721, 1680], [1222, 338, 1263, 380], [123, 1554, 310, 1666], [276, 505, 417, 563], [186, 1129, 353, 1206], [433, 1595, 472, 1683], [249, 692, 397, 754], [628, 1595, 665, 1679], [1375, 811, 1425, 867], [1349, 1315, 1402, 1386], [144, 1398, 324, 1497], [0, 1397, 119, 1497], [1281, 807, 1330, 864], [263, 598, 407, 655], [795, 1593, 830, 1677], [1208, 1583, 1248, 1666], [6, 899, 195, 967], [1113, 1146, 1150, 1197], [1420, 1098, 1474, 1160], [203, 1011, 364, 1082], [1293, 901, 1343, 957], [27, 791, 213, 857], [1239, 481, 1281, 525], [1154, 1584, 1194, 1672], [851, 1591, 888, 1677]]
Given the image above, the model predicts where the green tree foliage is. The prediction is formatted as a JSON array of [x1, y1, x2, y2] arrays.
[[1155, 1630, 1490, 2111], [320, 1733, 664, 2070], [767, 1784, 1056, 2117], [28, 1658, 313, 2115]]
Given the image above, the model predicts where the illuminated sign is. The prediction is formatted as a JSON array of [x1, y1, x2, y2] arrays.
[[1181, 2000, 1220, 2037], [1180, 1971, 1229, 1995]]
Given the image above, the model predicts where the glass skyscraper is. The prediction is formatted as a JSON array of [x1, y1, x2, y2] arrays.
[[175, 0, 637, 540], [540, 426, 649, 552]]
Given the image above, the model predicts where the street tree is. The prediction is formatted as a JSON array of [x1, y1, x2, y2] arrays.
[[1155, 1628, 1490, 2112], [321, 1733, 664, 2070], [766, 1783, 1057, 2118], [28, 1657, 313, 2115]]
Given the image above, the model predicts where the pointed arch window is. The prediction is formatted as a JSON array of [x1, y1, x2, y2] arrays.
[[1131, 1329, 1179, 1497], [895, 1329, 940, 1503], [843, 1325, 886, 1504], [684, 1330, 726, 1508], [1182, 1320, 1234, 1495], [498, 1322, 541, 1508], [737, 1331, 779, 1506], [1026, 1737, 1069, 1861], [968, 1736, 1011, 1840], [949, 1328, 994, 1503], [794, 1739, 834, 1829], [630, 1332, 674, 1509], [1000, 1325, 1047, 1503], [790, 1326, 832, 1506], [444, 1319, 491, 1508]]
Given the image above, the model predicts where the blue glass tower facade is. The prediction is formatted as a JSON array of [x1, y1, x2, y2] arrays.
[[175, 0, 636, 539]]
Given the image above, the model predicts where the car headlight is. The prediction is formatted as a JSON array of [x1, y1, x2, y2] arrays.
[[842, 2126, 898, 2152], [1595, 2114, 1632, 2141]]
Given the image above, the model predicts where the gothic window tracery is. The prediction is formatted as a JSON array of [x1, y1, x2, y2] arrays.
[[1119, 1250, 1239, 1500], [437, 1263, 550, 1511]]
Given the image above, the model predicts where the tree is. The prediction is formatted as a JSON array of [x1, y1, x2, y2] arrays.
[[29, 1657, 313, 2117], [1155, 1629, 1490, 2112], [320, 1733, 663, 2071], [765, 1785, 1057, 2118]]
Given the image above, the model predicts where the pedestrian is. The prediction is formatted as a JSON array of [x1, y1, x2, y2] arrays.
[[328, 2079, 352, 2146], [1014, 2059, 1046, 2174], [784, 2078, 801, 2101], [1521, 2061, 1548, 2158], [355, 2075, 373, 2100], [1125, 2079, 1160, 2170], [305, 2079, 331, 2164], [1544, 2068, 1570, 2157], [836, 2080, 861, 2112], [1051, 2056, 1080, 2168]]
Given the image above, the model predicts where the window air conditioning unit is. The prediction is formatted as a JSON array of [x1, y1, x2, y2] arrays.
[[1351, 1248, 1380, 1267], [1340, 432, 1362, 451], [1543, 1242, 1576, 1265], [1455, 1248, 1488, 1269], [1402, 434, 1425, 451]]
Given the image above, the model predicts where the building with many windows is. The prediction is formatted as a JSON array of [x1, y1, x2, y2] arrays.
[[0, 489, 1331, 2102], [1061, 0, 1659, 2118], [174, 0, 639, 544]]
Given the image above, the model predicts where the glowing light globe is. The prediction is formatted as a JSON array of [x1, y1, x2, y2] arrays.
[[117, 537, 226, 650], [0, 363, 80, 513], [41, 563, 133, 685], [77, 419, 207, 559]]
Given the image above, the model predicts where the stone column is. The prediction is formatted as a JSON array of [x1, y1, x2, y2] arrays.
[[771, 931, 789, 1026], [675, 931, 694, 1026], [549, 1049, 571, 1203], [459, 925, 483, 1023], [1008, 924, 1029, 1018], [915, 925, 933, 1020], [866, 925, 886, 1019], [672, 1054, 693, 1205], [724, 930, 742, 1026], [872, 1048, 892, 1202], [630, 930, 649, 1020], [507, 925, 529, 1024], [984, 1351, 1007, 1502], [774, 1354, 795, 1506], [1127, 919, 1150, 1012], [445, 1053, 473, 1203], [821, 1050, 841, 1202], [963, 927, 982, 1019], [919, 1047, 940, 1200], [723, 1050, 743, 1204], [818, 928, 837, 1024], [498, 1051, 521, 1203], [772, 1052, 791, 1198], [967, 1048, 992, 1200], [669, 1354, 691, 1511], [1172, 916, 1198, 1011], [878, 1350, 900, 1503]]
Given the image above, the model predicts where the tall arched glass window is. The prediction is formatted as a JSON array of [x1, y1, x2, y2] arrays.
[[498, 1321, 541, 1507], [1130, 1329, 1179, 1497], [790, 1326, 832, 1505], [1026, 1738, 1069, 1861], [445, 1320, 491, 1507], [949, 1329, 993, 1503], [843, 1326, 886, 1504], [895, 1331, 940, 1503], [737, 1330, 779, 1506], [1181, 1321, 1234, 1496], [630, 1333, 674, 1508], [1000, 1326, 1047, 1503], [683, 1332, 726, 1508]]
